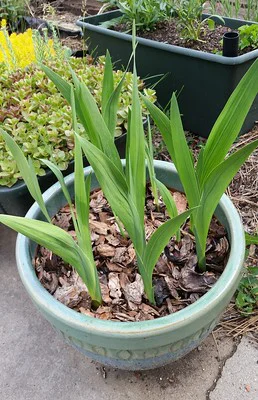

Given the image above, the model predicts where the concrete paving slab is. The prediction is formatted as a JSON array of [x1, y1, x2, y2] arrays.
[[209, 336, 258, 400], [0, 224, 253, 400]]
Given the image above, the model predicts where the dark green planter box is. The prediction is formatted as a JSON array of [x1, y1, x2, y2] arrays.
[[77, 11, 258, 138], [0, 133, 126, 216]]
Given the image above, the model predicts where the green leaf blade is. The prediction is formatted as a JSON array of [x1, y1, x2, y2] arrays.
[[41, 63, 72, 103], [1, 129, 50, 222], [0, 215, 101, 304], [101, 50, 114, 118], [169, 94, 200, 209], [77, 134, 137, 240], [200, 58, 258, 187], [127, 64, 146, 228], [195, 139, 258, 269], [143, 209, 193, 279], [141, 95, 175, 161]]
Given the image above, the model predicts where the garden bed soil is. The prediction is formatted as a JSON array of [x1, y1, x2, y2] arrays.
[[116, 20, 231, 54], [31, 0, 101, 18], [34, 187, 229, 322]]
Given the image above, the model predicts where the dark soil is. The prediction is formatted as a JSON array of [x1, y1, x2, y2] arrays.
[[114, 19, 231, 54], [34, 186, 229, 322], [139, 20, 230, 53], [115, 18, 255, 55]]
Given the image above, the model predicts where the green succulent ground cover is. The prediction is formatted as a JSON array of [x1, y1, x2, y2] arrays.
[[0, 56, 156, 187]]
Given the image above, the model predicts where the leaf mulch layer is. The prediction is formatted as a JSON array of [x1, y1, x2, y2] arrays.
[[114, 20, 231, 54], [34, 187, 229, 322], [154, 124, 258, 335]]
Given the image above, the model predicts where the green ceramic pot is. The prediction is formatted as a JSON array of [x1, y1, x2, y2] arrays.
[[16, 161, 245, 370]]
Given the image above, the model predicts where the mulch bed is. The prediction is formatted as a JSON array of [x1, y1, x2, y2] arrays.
[[34, 186, 229, 322]]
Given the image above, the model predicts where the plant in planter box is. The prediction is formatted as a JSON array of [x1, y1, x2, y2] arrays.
[[99, 0, 222, 42], [239, 24, 258, 51], [0, 35, 257, 369], [100, 0, 174, 31], [171, 0, 224, 41]]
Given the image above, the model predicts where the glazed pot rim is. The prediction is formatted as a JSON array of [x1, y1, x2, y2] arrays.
[[16, 160, 245, 337]]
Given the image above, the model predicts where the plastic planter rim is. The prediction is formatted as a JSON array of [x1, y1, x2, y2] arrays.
[[16, 160, 245, 338], [76, 11, 258, 65]]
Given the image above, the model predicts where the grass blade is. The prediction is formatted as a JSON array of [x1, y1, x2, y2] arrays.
[[71, 87, 94, 259], [155, 179, 178, 219], [103, 71, 126, 138], [103, 49, 134, 138], [145, 119, 159, 208], [245, 233, 258, 245]]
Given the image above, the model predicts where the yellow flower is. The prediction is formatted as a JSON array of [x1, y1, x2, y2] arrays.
[[0, 20, 56, 70]]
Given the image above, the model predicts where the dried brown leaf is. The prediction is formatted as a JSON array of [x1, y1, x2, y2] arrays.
[[172, 192, 187, 214], [164, 276, 180, 299], [106, 234, 121, 247], [97, 244, 116, 258], [123, 274, 144, 305], [106, 262, 123, 272], [79, 307, 95, 317], [180, 268, 217, 293], [100, 283, 112, 304], [89, 220, 109, 235], [108, 272, 122, 299]]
